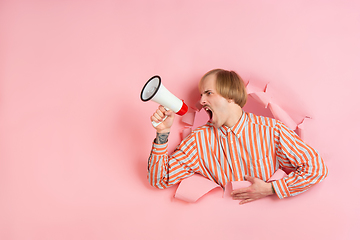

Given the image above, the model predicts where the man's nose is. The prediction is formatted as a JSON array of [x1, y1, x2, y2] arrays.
[[200, 95, 207, 106], [200, 95, 206, 105]]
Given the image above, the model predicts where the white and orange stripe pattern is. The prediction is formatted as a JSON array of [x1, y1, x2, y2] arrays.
[[148, 112, 328, 199]]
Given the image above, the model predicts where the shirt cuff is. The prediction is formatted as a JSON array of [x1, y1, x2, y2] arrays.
[[272, 178, 291, 199], [152, 141, 168, 155]]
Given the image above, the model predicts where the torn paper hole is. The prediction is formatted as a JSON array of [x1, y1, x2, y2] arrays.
[[177, 80, 308, 202]]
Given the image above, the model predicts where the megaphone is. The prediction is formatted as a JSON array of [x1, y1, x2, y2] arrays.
[[140, 75, 188, 127]]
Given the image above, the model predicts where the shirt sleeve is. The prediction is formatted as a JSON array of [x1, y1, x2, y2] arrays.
[[147, 133, 200, 189], [271, 122, 328, 199]]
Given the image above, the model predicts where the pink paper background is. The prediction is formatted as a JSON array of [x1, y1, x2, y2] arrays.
[[1, 0, 359, 239]]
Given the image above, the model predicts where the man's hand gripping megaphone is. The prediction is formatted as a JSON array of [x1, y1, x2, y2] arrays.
[[150, 105, 175, 133]]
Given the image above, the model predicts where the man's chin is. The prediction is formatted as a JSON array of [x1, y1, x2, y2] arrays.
[[209, 117, 221, 128], [212, 121, 221, 128]]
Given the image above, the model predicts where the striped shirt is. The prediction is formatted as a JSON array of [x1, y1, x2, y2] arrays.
[[148, 112, 328, 199]]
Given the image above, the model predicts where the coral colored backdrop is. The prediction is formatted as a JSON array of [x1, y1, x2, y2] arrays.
[[1, 0, 359, 239]]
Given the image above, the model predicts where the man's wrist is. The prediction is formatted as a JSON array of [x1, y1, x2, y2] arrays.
[[155, 132, 170, 144], [156, 128, 171, 134], [270, 182, 275, 194]]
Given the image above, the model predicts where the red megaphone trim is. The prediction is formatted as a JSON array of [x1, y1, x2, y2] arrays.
[[176, 100, 188, 116]]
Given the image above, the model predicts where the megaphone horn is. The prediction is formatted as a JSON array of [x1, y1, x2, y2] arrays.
[[140, 75, 188, 127]]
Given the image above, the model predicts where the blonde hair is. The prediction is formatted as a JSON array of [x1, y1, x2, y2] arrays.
[[200, 69, 247, 107]]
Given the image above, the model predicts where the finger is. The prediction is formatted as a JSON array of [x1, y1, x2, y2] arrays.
[[239, 198, 255, 205], [151, 111, 165, 122], [244, 175, 255, 183], [153, 110, 166, 121], [231, 192, 251, 200], [151, 115, 161, 123], [159, 105, 167, 113], [231, 192, 245, 199], [231, 186, 251, 196], [164, 109, 174, 117], [156, 108, 166, 117], [232, 195, 249, 200], [159, 105, 175, 117], [231, 188, 246, 195]]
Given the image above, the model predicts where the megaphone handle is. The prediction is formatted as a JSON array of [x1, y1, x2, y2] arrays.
[[152, 107, 169, 128]]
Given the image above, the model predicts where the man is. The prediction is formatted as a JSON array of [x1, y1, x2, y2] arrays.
[[148, 69, 328, 204]]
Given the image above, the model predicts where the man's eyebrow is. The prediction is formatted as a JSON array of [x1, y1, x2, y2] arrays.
[[201, 90, 211, 96]]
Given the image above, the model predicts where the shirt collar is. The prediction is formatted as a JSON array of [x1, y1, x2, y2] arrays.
[[218, 111, 248, 138]]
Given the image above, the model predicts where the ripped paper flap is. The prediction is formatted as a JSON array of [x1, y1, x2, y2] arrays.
[[174, 174, 222, 203]]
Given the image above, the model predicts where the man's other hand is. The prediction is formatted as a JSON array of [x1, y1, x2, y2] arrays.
[[230, 175, 274, 205]]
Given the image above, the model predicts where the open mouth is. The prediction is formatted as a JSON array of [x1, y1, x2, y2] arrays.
[[203, 106, 213, 121]]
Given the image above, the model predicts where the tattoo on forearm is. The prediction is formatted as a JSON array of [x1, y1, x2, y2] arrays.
[[155, 132, 170, 144]]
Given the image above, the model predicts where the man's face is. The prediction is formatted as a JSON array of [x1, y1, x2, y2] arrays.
[[199, 74, 232, 128]]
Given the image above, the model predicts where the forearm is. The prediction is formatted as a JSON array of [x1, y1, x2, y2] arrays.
[[148, 132, 173, 189], [148, 132, 198, 189], [274, 122, 328, 198], [272, 150, 328, 199], [274, 158, 328, 199], [147, 140, 170, 189]]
